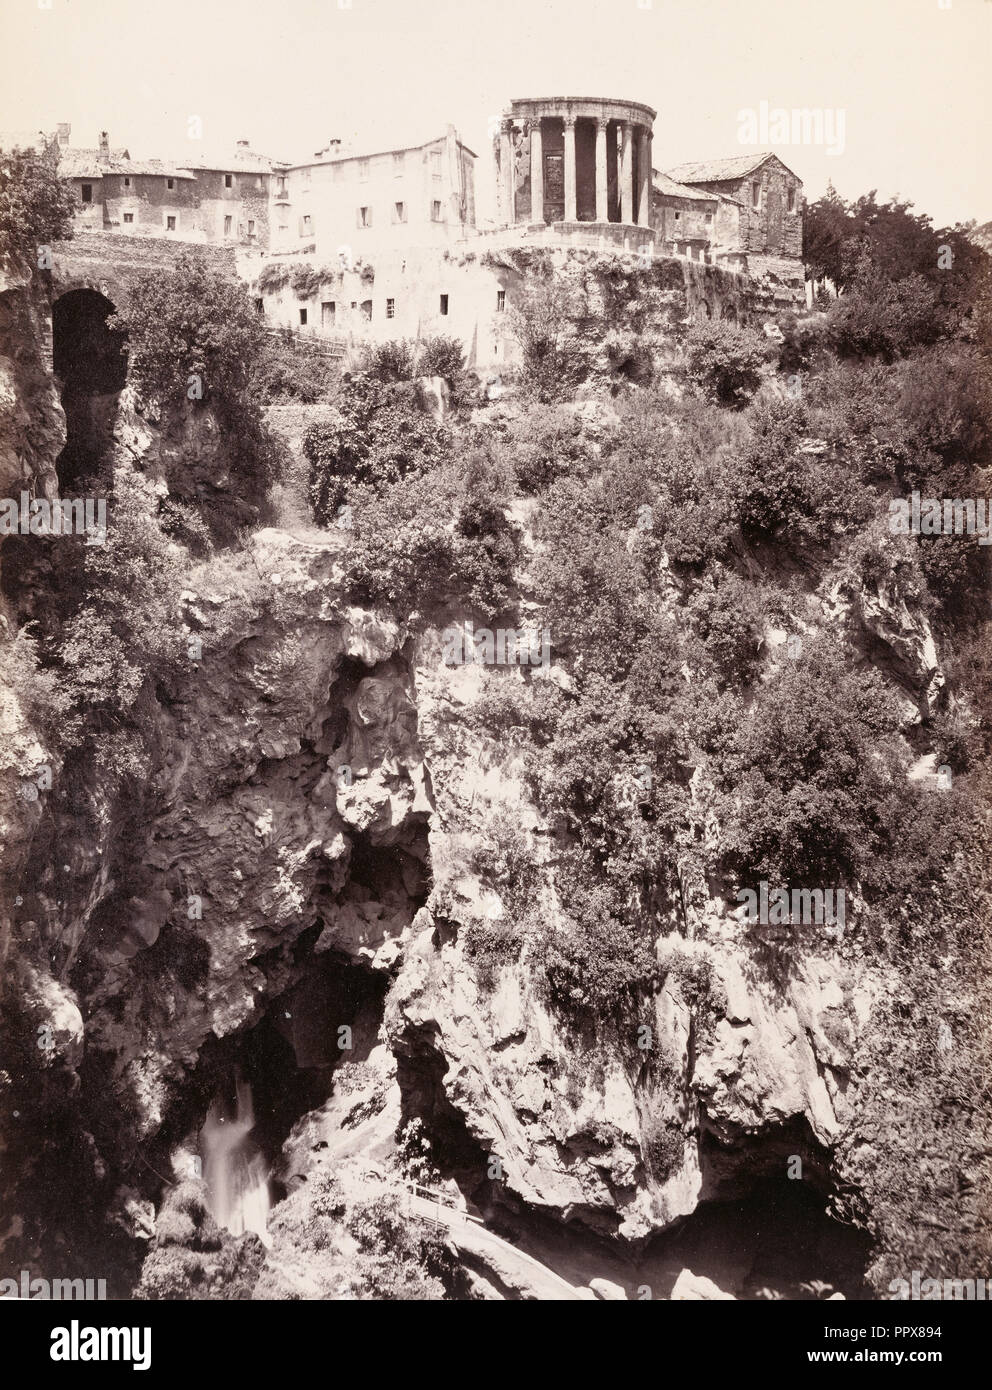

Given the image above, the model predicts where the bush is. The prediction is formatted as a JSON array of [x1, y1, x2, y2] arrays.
[[109, 251, 266, 409], [289, 263, 322, 299], [687, 571, 767, 688], [530, 882, 657, 1015], [728, 397, 873, 543], [827, 253, 949, 360], [684, 319, 767, 407], [507, 404, 588, 494], [53, 466, 186, 761], [305, 374, 450, 522], [716, 637, 907, 888], [360, 339, 415, 384], [343, 469, 457, 614], [417, 335, 465, 381], [509, 274, 586, 403], [255, 331, 336, 403]]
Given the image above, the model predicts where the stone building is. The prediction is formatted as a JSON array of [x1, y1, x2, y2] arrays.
[[663, 151, 803, 274], [271, 127, 476, 260], [493, 96, 655, 239], [36, 124, 285, 249]]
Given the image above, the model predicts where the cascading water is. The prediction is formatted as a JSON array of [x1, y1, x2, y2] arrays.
[[200, 1077, 272, 1247]]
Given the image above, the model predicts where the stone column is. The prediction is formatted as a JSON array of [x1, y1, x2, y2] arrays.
[[530, 118, 544, 224], [594, 118, 608, 222], [563, 116, 577, 222], [499, 118, 515, 225], [638, 125, 653, 228], [620, 121, 634, 224]]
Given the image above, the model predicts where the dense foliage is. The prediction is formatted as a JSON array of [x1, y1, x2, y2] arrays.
[[0, 143, 76, 269]]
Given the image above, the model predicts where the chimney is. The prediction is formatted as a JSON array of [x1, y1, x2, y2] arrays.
[[236, 139, 249, 148], [56, 122, 70, 147], [98, 130, 109, 158]]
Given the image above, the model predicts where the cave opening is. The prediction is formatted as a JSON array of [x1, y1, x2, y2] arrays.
[[153, 940, 391, 1221], [51, 287, 128, 490]]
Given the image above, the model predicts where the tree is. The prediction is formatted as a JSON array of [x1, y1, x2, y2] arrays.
[[108, 250, 266, 408], [0, 143, 75, 270], [803, 181, 849, 286], [683, 319, 767, 407]]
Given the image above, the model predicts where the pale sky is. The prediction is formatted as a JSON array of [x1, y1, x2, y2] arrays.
[[2, 0, 990, 227]]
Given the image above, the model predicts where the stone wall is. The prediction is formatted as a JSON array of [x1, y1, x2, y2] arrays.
[[691, 156, 802, 259]]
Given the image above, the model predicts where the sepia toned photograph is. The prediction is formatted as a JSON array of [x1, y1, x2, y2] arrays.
[[0, 0, 989, 1358]]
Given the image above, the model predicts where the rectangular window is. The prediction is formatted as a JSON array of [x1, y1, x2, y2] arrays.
[[393, 201, 406, 223], [431, 200, 442, 221], [386, 297, 395, 318], [359, 159, 370, 182], [225, 174, 233, 188], [303, 214, 312, 232], [361, 300, 372, 321], [247, 219, 255, 235], [123, 212, 134, 224], [358, 205, 371, 227], [224, 215, 233, 236], [167, 178, 175, 190], [255, 298, 264, 314], [322, 301, 335, 328], [673, 210, 680, 221], [393, 152, 404, 177], [705, 212, 713, 224], [496, 289, 505, 312], [751, 181, 760, 208], [277, 178, 288, 196], [81, 183, 92, 203], [430, 150, 441, 178], [299, 308, 308, 326], [439, 293, 448, 316], [787, 185, 796, 213], [278, 224, 289, 237], [166, 215, 176, 230], [124, 177, 131, 188]]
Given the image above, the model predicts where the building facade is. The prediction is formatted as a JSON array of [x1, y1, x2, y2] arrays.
[[271, 127, 476, 260], [662, 151, 803, 272]]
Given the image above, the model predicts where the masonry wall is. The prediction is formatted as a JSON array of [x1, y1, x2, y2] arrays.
[[99, 174, 198, 238], [190, 170, 273, 249], [652, 192, 716, 248], [690, 157, 802, 258]]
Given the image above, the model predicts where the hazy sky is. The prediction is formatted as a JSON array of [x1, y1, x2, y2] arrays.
[[2, 0, 990, 226]]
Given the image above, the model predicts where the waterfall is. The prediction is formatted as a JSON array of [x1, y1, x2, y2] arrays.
[[200, 1077, 271, 1247]]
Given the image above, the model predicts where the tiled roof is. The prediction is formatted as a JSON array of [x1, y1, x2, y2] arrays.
[[182, 148, 288, 173], [666, 152, 784, 184], [289, 129, 474, 170], [653, 171, 718, 202], [57, 150, 197, 179]]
